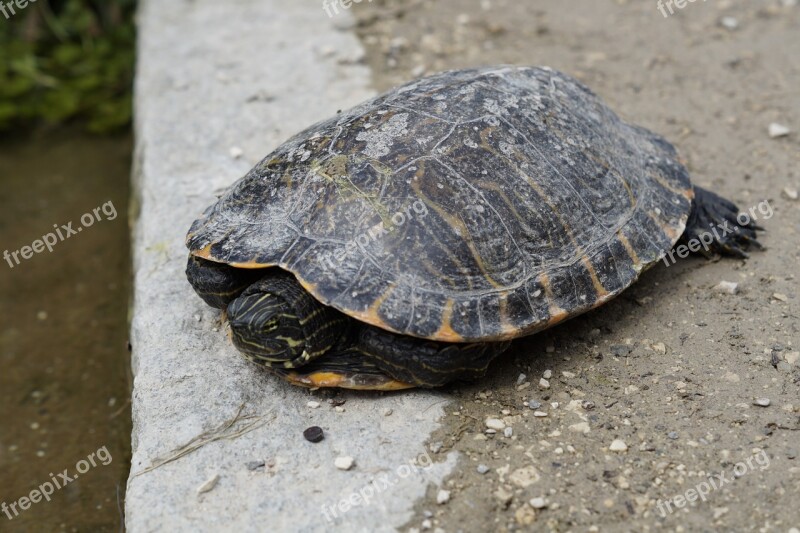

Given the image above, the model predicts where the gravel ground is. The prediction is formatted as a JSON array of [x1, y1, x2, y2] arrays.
[[351, 0, 800, 531]]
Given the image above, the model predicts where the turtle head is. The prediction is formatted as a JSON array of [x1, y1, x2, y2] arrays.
[[225, 272, 348, 367]]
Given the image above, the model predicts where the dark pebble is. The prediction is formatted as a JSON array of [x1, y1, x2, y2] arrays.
[[304, 426, 325, 443], [610, 345, 632, 357], [246, 461, 265, 471]]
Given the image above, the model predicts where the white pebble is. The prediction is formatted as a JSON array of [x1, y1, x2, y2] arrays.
[[609, 439, 628, 452], [485, 418, 506, 430], [539, 378, 550, 389], [335, 456, 355, 470], [543, 369, 552, 379], [783, 187, 799, 201], [436, 489, 451, 504], [533, 411, 548, 417], [504, 427, 513, 438], [713, 281, 739, 295], [720, 16, 739, 29], [753, 398, 771, 407], [529, 497, 547, 509], [307, 401, 321, 409], [196, 473, 220, 494], [477, 464, 490, 474], [769, 122, 791, 138], [229, 146, 244, 159]]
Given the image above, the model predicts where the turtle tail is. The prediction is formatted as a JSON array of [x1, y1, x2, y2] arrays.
[[678, 186, 765, 259]]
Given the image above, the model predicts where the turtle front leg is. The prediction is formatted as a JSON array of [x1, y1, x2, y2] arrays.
[[677, 186, 764, 259]]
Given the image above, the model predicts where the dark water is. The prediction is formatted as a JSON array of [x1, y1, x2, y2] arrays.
[[0, 128, 132, 532]]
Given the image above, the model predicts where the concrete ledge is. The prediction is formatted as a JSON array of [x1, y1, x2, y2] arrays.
[[127, 1, 454, 531]]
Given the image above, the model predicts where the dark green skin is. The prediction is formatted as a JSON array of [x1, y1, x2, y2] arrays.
[[186, 256, 510, 387]]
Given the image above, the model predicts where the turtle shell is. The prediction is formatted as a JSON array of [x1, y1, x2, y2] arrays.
[[187, 66, 693, 343]]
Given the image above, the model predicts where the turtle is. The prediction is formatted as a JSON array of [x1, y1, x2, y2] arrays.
[[185, 66, 761, 391]]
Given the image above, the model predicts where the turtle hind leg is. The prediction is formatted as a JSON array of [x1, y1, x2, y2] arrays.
[[680, 186, 764, 259], [353, 325, 512, 388], [186, 255, 266, 308]]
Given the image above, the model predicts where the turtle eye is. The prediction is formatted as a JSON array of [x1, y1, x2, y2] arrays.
[[260, 318, 279, 334]]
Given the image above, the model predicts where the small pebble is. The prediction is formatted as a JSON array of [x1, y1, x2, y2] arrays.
[[609, 439, 628, 452], [713, 281, 739, 295], [611, 344, 632, 357], [307, 401, 321, 409], [529, 401, 542, 409], [246, 460, 265, 471], [504, 427, 513, 438], [720, 16, 739, 29], [436, 489, 450, 504], [383, 408, 393, 416], [477, 464, 490, 474], [783, 187, 799, 201], [543, 369, 552, 379], [334, 456, 355, 470], [533, 411, 548, 417], [539, 378, 550, 389], [753, 398, 771, 407], [485, 418, 506, 430], [772, 293, 788, 302], [516, 373, 527, 385], [667, 431, 679, 440], [304, 426, 325, 443], [229, 146, 244, 159], [651, 342, 667, 354], [529, 497, 547, 509], [768, 123, 791, 138], [581, 400, 596, 410], [197, 474, 220, 495]]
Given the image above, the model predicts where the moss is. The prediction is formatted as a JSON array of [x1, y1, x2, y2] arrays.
[[0, 0, 136, 133]]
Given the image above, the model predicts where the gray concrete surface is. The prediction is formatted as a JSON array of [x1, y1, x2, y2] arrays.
[[127, 1, 454, 531]]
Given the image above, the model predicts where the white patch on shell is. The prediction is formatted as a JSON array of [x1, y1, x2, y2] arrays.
[[499, 141, 515, 156], [356, 113, 409, 159]]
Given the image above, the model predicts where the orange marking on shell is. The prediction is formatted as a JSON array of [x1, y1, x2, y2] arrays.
[[341, 285, 395, 331], [229, 260, 275, 269], [581, 255, 610, 299], [192, 244, 215, 260], [539, 273, 569, 327], [497, 292, 518, 336], [432, 299, 464, 342], [191, 247, 273, 269], [285, 371, 415, 391], [648, 211, 679, 243], [617, 233, 641, 266], [591, 290, 616, 310], [546, 308, 570, 327]]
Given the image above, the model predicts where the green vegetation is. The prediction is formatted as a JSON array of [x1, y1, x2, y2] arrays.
[[0, 0, 136, 133]]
